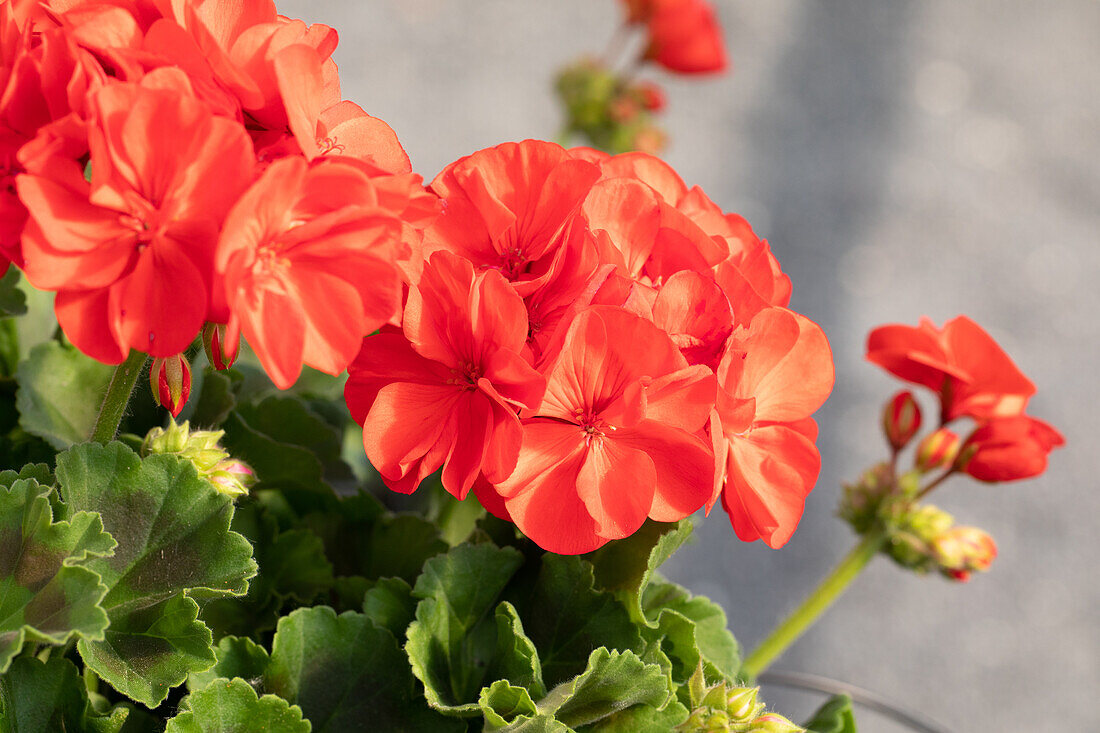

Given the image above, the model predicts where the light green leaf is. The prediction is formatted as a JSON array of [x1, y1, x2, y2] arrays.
[[188, 635, 270, 692], [167, 677, 310, 733], [585, 520, 692, 626], [405, 543, 524, 715], [803, 694, 857, 733], [641, 580, 740, 683], [579, 698, 689, 731], [363, 577, 415, 638], [537, 649, 670, 729], [480, 680, 572, 732], [15, 342, 113, 448], [0, 478, 115, 671], [488, 601, 544, 698], [57, 442, 257, 706], [265, 606, 463, 732]]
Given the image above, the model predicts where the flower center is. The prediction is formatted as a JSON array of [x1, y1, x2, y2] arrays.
[[317, 136, 345, 156], [446, 361, 482, 390]]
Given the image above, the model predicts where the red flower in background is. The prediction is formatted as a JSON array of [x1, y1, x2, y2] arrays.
[[494, 306, 715, 554], [643, 0, 727, 75], [17, 69, 254, 362], [345, 252, 545, 498], [959, 415, 1064, 482], [217, 155, 430, 389], [866, 316, 1035, 422]]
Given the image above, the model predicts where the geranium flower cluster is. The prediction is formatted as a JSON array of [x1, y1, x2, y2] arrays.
[[867, 316, 1064, 482], [0, 0, 434, 390], [345, 140, 835, 554]]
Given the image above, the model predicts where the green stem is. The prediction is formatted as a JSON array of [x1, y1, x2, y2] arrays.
[[89, 349, 146, 444], [742, 526, 889, 679]]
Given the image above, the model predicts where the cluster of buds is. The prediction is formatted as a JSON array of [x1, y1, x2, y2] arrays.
[[555, 59, 667, 154], [141, 420, 256, 498], [150, 323, 239, 418], [676, 665, 803, 732]]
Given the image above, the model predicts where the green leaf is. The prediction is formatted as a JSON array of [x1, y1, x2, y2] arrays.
[[15, 342, 114, 449], [57, 442, 257, 706], [0, 463, 53, 490], [331, 576, 373, 613], [641, 580, 740, 683], [0, 268, 26, 319], [189, 369, 238, 428], [488, 601, 545, 698], [0, 655, 129, 733], [803, 694, 857, 733], [188, 635, 270, 692], [265, 606, 463, 732], [363, 577, 415, 638], [579, 699, 689, 732], [521, 556, 641, 686], [405, 543, 524, 715], [304, 492, 448, 584], [167, 677, 310, 733], [585, 520, 692, 626], [537, 648, 670, 729], [0, 478, 115, 671], [479, 680, 538, 728]]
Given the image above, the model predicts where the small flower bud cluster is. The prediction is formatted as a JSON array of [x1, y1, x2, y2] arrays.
[[838, 463, 919, 534], [142, 420, 256, 498], [883, 503, 997, 581], [555, 59, 668, 154], [676, 665, 803, 733]]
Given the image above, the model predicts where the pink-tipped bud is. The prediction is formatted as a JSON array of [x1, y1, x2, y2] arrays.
[[202, 322, 238, 371], [915, 427, 960, 472], [636, 81, 667, 111], [883, 390, 922, 450], [150, 354, 191, 418], [932, 526, 997, 580]]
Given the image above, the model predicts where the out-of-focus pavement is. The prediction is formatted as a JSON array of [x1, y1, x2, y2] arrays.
[[286, 1, 1100, 729]]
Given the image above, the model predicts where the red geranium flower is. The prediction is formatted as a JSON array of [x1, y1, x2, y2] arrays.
[[866, 316, 1036, 422], [217, 155, 425, 389], [425, 140, 602, 296], [643, 0, 727, 75], [959, 415, 1065, 482], [17, 69, 254, 362], [345, 251, 545, 498], [495, 306, 715, 554], [712, 307, 834, 548]]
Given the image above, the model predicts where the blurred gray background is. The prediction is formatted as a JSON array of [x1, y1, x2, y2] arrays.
[[284, 1, 1098, 730]]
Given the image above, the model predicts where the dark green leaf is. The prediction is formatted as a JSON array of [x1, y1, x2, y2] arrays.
[[57, 442, 257, 706], [803, 694, 857, 733], [188, 635, 270, 692], [234, 395, 351, 487], [487, 601, 544, 698], [538, 648, 670, 729], [0, 655, 129, 733], [0, 478, 115, 671], [585, 520, 692, 626], [363, 577, 415, 638], [521, 556, 641, 687], [15, 342, 113, 449], [188, 369, 238, 429], [405, 543, 524, 714], [167, 677, 310, 733], [265, 606, 463, 732], [0, 268, 26, 319]]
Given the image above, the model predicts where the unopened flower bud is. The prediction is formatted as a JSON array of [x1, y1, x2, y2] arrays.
[[883, 390, 921, 451], [725, 687, 763, 723], [202, 322, 238, 371], [750, 713, 804, 732], [609, 95, 641, 123], [142, 420, 254, 498], [632, 125, 667, 155], [915, 428, 960, 472], [207, 459, 256, 498], [932, 526, 997, 580], [150, 354, 191, 418], [636, 81, 667, 111]]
